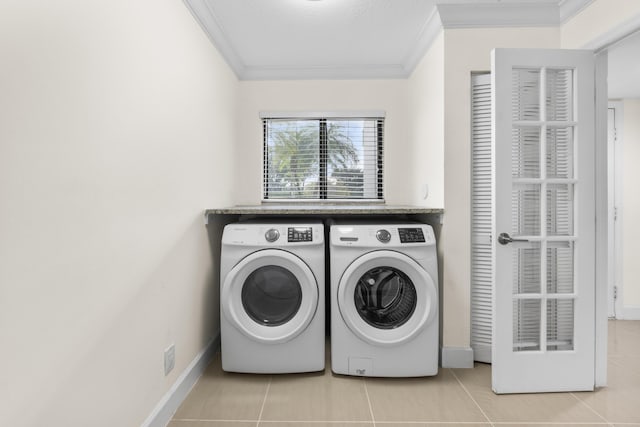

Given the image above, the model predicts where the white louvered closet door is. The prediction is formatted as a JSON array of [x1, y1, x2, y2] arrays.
[[471, 73, 493, 364], [491, 49, 596, 393]]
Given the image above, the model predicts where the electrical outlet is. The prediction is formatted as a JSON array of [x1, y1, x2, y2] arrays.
[[164, 344, 175, 376]]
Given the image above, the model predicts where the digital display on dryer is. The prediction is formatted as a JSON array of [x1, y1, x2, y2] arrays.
[[398, 228, 425, 243], [288, 227, 313, 242]]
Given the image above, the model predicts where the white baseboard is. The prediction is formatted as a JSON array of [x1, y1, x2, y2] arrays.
[[141, 335, 220, 427], [441, 346, 474, 368], [472, 344, 491, 364], [622, 306, 640, 320]]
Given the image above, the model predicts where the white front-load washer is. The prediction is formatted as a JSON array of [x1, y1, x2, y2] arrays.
[[220, 221, 324, 373], [330, 222, 438, 377]]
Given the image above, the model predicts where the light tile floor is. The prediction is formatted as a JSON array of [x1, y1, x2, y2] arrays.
[[170, 320, 640, 426]]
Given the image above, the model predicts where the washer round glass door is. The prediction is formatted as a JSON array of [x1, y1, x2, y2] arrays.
[[222, 249, 318, 344], [338, 250, 437, 346]]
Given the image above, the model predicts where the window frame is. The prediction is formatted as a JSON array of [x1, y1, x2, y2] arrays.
[[261, 111, 385, 203]]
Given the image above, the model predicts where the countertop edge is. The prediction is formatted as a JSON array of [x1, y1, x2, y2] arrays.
[[204, 205, 444, 215]]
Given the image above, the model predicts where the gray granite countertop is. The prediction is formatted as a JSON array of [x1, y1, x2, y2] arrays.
[[205, 204, 443, 218]]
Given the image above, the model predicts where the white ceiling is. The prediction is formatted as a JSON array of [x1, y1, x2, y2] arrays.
[[184, 0, 593, 80]]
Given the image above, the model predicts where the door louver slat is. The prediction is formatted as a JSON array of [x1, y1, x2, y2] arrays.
[[471, 73, 493, 363]]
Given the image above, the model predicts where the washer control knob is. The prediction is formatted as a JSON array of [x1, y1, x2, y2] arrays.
[[376, 229, 391, 243], [265, 228, 280, 242]]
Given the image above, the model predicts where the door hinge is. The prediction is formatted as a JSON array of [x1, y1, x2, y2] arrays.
[[613, 285, 618, 301]]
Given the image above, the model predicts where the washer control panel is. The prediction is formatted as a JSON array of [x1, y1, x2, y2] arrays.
[[398, 227, 426, 243], [288, 226, 313, 242]]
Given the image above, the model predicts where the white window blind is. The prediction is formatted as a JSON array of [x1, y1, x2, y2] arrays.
[[262, 115, 384, 201]]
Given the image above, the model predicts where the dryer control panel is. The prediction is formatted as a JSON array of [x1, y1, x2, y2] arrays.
[[223, 223, 323, 246], [398, 228, 425, 243], [288, 227, 313, 242]]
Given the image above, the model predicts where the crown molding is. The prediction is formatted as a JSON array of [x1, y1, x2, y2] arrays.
[[580, 12, 640, 51], [403, 8, 444, 76], [559, 0, 595, 24], [182, 0, 244, 79]]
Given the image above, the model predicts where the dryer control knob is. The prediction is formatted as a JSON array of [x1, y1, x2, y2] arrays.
[[376, 229, 391, 243], [265, 228, 280, 242]]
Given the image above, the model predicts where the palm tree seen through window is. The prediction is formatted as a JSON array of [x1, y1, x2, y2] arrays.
[[263, 117, 383, 200]]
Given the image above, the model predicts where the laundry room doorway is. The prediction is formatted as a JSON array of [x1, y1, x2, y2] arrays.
[[606, 30, 640, 321]]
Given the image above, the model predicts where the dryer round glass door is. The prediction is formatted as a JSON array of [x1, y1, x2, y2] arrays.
[[222, 249, 319, 344], [338, 250, 437, 346], [242, 265, 302, 327]]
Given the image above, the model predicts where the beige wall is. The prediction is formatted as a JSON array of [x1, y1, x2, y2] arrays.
[[0, 1, 237, 426], [407, 31, 445, 209], [561, 0, 640, 48], [235, 80, 411, 205], [441, 27, 560, 347], [622, 99, 640, 308]]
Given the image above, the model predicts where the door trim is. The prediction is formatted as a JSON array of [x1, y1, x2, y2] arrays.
[[594, 51, 609, 387], [607, 100, 624, 321]]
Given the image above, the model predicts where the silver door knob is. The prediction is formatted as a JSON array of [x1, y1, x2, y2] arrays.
[[498, 232, 529, 245]]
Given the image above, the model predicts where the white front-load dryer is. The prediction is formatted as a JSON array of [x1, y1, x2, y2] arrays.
[[330, 223, 438, 377], [220, 222, 324, 373]]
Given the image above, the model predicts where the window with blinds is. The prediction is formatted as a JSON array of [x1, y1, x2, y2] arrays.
[[262, 114, 384, 200]]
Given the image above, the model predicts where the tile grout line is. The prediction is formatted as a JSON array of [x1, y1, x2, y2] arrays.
[[609, 357, 640, 381], [260, 422, 375, 425], [374, 422, 494, 425], [256, 376, 272, 427], [172, 419, 261, 423], [490, 423, 611, 425], [173, 419, 501, 424], [448, 368, 495, 427], [569, 392, 612, 426], [363, 378, 377, 426], [608, 357, 625, 368]]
